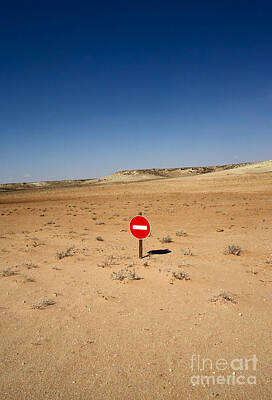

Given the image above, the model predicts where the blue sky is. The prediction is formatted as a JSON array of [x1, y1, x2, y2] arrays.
[[1, 1, 272, 183]]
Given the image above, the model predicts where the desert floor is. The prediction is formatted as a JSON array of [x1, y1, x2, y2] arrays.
[[0, 166, 272, 399]]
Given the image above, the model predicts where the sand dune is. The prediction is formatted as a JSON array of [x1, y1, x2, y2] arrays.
[[1, 160, 272, 192]]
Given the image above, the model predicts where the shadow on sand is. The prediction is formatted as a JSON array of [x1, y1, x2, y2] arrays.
[[145, 249, 172, 257]]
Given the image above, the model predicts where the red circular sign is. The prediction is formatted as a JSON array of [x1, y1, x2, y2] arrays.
[[130, 216, 151, 239]]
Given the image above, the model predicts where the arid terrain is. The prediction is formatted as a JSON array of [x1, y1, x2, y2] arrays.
[[0, 161, 272, 399], [0, 161, 262, 191]]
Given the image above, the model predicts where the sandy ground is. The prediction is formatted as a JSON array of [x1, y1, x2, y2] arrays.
[[0, 165, 272, 400]]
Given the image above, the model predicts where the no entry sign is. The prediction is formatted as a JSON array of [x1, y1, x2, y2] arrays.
[[130, 215, 151, 239]]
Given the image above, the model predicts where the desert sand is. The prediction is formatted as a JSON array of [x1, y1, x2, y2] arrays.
[[0, 162, 272, 399]]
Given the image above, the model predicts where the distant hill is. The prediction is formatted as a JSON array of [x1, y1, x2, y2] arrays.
[[1, 160, 271, 192], [97, 160, 272, 183], [0, 178, 98, 192]]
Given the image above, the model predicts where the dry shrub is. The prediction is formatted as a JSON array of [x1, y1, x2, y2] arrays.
[[0, 268, 18, 278], [172, 271, 190, 280], [209, 292, 238, 304], [32, 298, 56, 310], [224, 245, 242, 256], [56, 246, 75, 259], [111, 268, 141, 281], [176, 231, 188, 237], [160, 236, 173, 243]]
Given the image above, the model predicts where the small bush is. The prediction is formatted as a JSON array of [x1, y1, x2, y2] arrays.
[[143, 262, 149, 267], [56, 246, 75, 259], [96, 236, 104, 241], [32, 239, 45, 247], [172, 271, 190, 281], [176, 231, 188, 237], [32, 298, 56, 309], [13, 262, 39, 269], [97, 255, 119, 268], [0, 268, 18, 278], [183, 248, 193, 256], [160, 236, 173, 243], [24, 263, 39, 269], [111, 268, 141, 281], [209, 292, 238, 304], [224, 245, 242, 256]]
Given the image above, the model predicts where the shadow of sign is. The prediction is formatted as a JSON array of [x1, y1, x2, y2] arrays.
[[147, 249, 172, 255]]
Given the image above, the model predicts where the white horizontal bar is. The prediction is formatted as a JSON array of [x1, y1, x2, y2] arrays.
[[133, 225, 147, 230]]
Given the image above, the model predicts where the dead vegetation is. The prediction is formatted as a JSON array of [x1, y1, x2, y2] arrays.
[[0, 267, 18, 278], [56, 246, 75, 259], [183, 248, 193, 256], [172, 271, 190, 280], [12, 262, 39, 270], [111, 268, 141, 281], [97, 255, 119, 268], [175, 231, 188, 237], [209, 292, 238, 304], [160, 236, 173, 243], [32, 298, 56, 309], [31, 238, 45, 247], [224, 245, 242, 256], [23, 262, 39, 269], [143, 261, 149, 267]]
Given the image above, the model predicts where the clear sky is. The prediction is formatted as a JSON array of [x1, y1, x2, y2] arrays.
[[1, 1, 272, 183]]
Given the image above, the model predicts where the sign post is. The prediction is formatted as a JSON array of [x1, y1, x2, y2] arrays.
[[139, 237, 143, 258], [130, 212, 151, 258]]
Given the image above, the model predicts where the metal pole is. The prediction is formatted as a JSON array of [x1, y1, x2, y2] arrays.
[[139, 211, 143, 258], [139, 239, 143, 259]]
